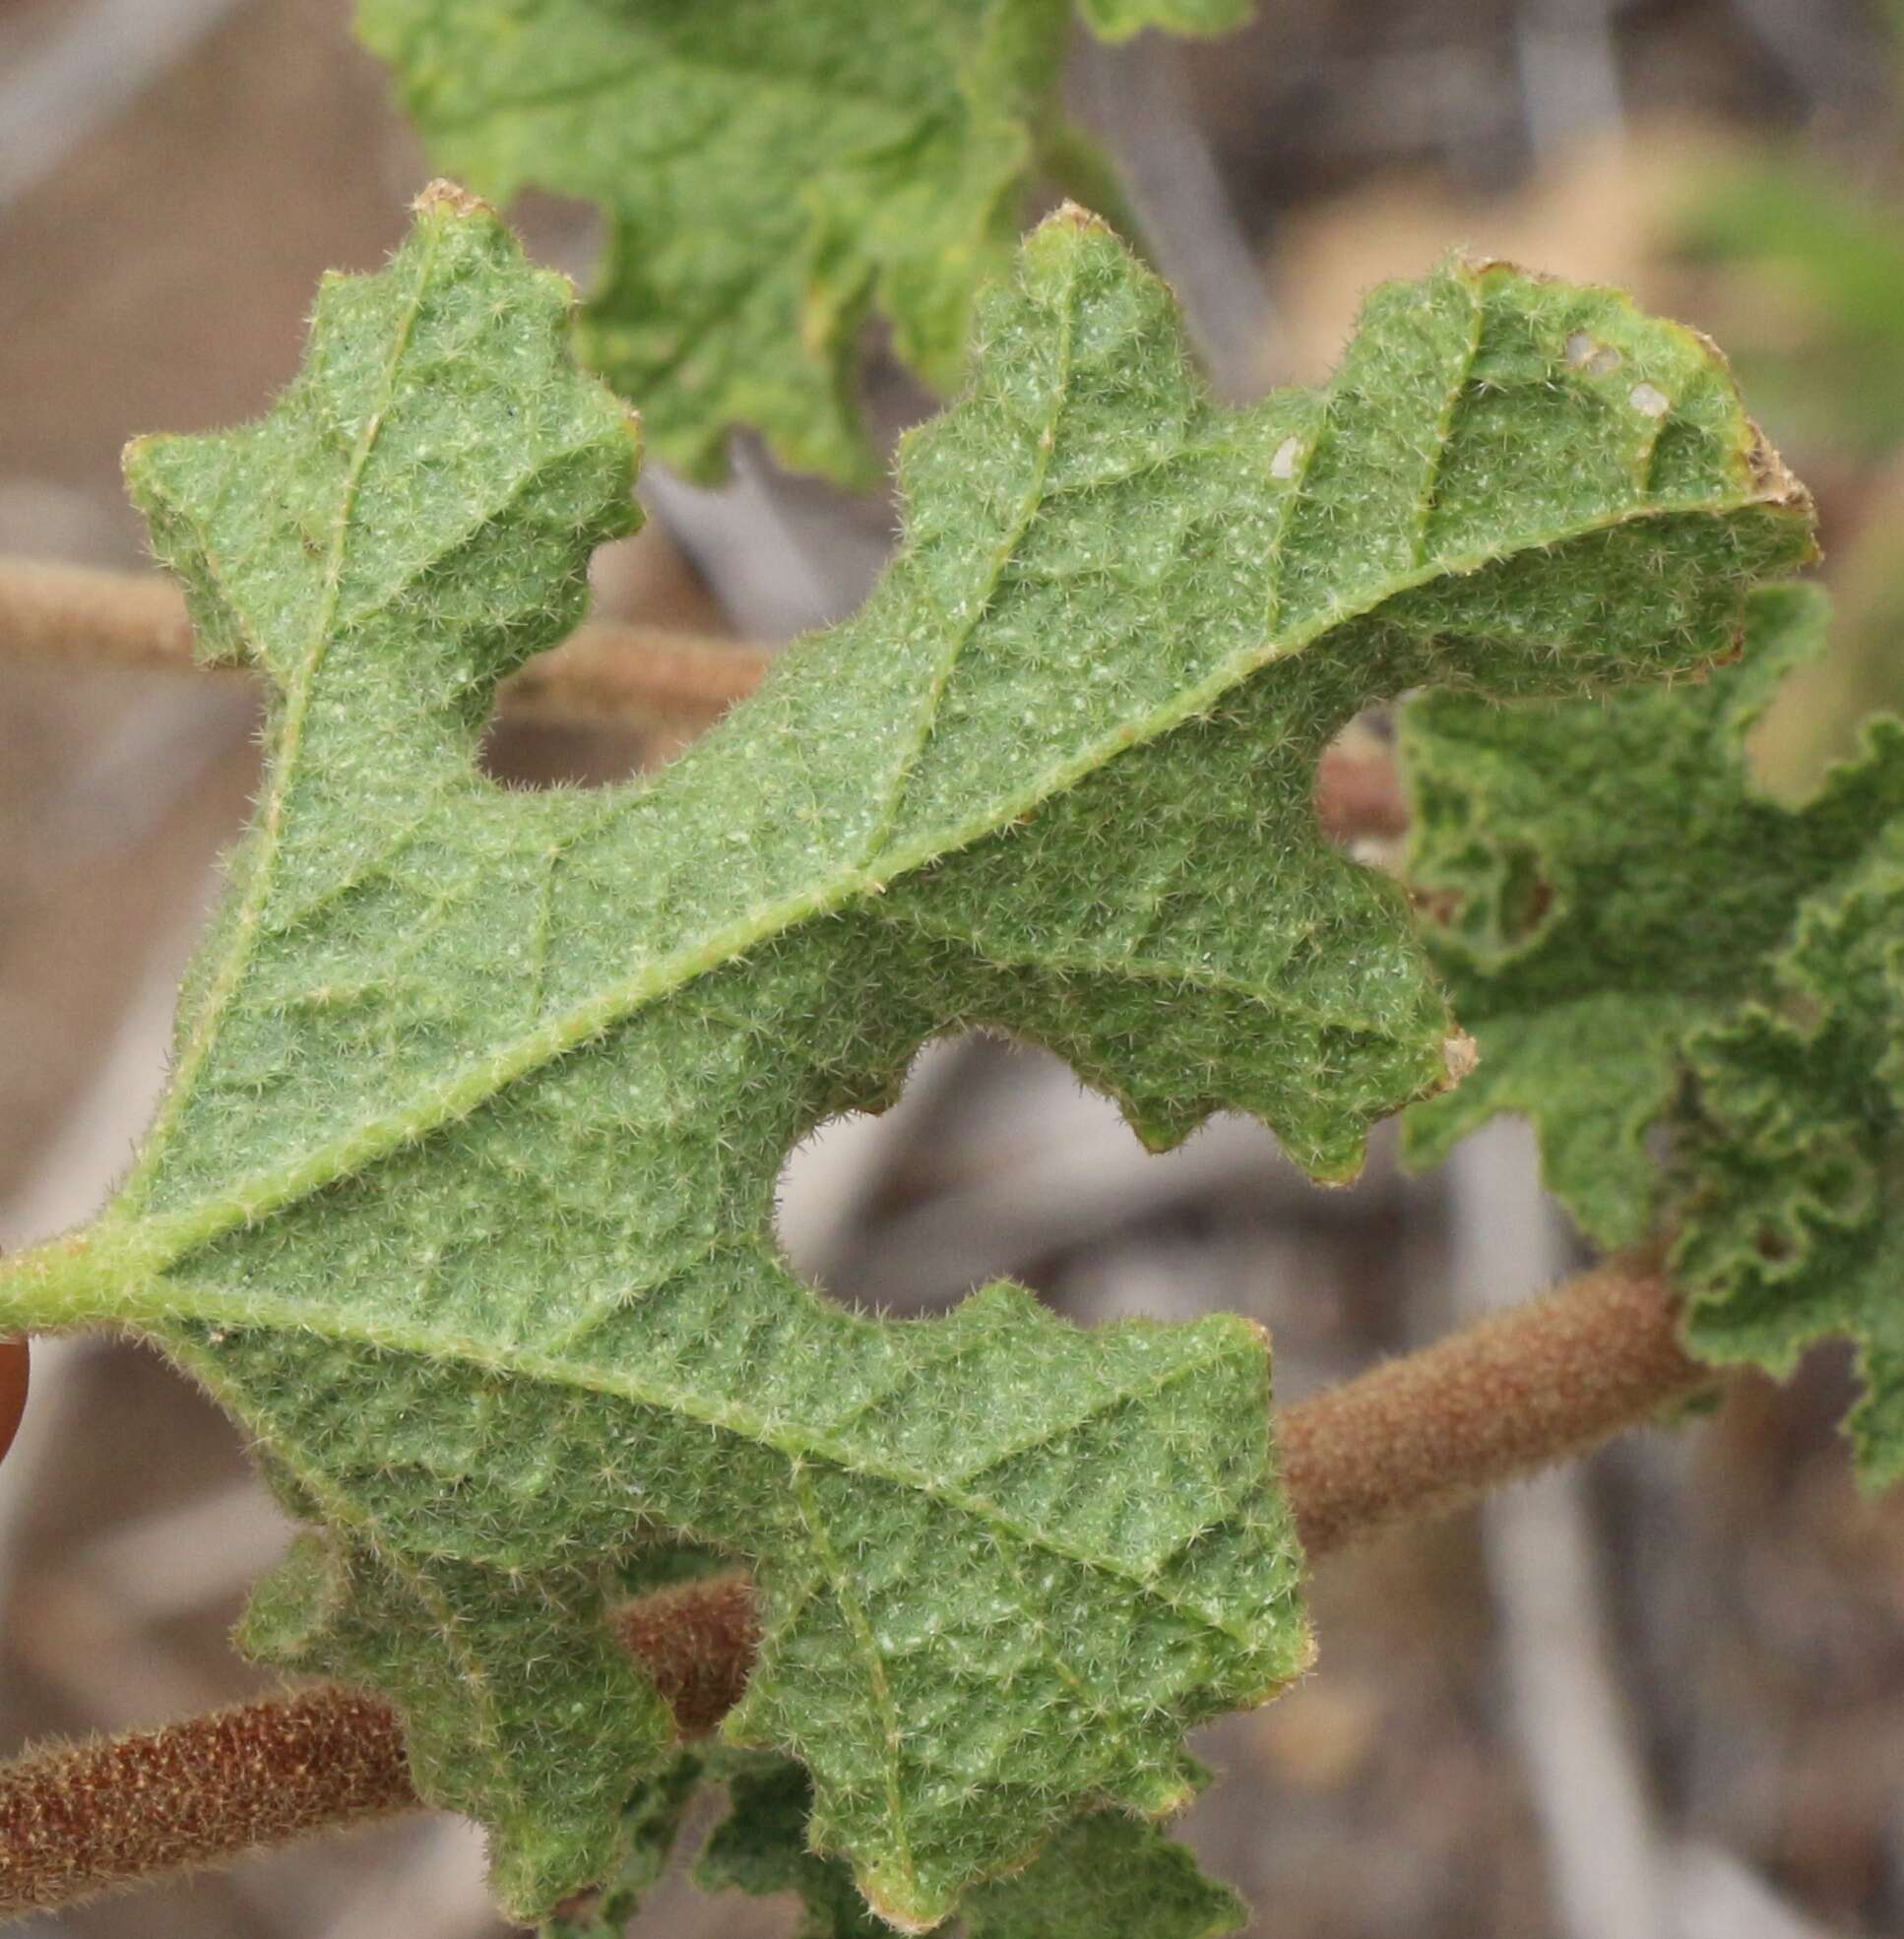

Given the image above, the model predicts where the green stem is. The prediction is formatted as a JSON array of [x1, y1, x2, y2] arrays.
[[0, 1236, 162, 1333]]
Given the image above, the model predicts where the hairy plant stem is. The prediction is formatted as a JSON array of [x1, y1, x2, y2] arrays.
[[0, 1256, 1710, 1918], [1278, 1255, 1701, 1551]]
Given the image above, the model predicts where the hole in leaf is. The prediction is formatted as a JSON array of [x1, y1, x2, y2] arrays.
[[478, 717, 651, 790], [777, 1034, 1303, 1323]]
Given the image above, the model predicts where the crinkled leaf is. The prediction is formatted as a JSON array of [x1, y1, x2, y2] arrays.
[[1402, 585, 1904, 1485], [1677, 825, 1904, 1487], [359, 0, 1235, 485], [695, 1751, 1245, 1939], [6, 197, 1809, 1927], [1402, 587, 1851, 1241], [359, 0, 1049, 485]]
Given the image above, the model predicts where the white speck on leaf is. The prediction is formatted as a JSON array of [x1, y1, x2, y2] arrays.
[[1565, 332, 1623, 377]]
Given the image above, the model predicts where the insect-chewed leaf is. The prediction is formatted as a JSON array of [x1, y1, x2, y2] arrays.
[[4, 190, 1809, 1926], [1402, 584, 1904, 1487]]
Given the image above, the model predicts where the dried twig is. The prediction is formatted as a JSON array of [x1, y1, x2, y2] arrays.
[[0, 1255, 1712, 1917]]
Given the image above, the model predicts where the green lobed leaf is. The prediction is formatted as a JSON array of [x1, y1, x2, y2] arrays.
[[5, 195, 1810, 1926], [693, 1750, 1245, 1939], [1401, 584, 1904, 1484], [1402, 585, 1842, 1242], [356, 0, 1242, 485], [539, 1744, 1247, 1938], [1676, 819, 1904, 1487]]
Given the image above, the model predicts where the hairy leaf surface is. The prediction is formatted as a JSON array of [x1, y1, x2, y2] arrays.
[[5, 193, 1809, 1925], [1677, 823, 1904, 1484], [358, 0, 1240, 484], [545, 1748, 1243, 1938], [692, 1750, 1245, 1939], [1403, 586, 1904, 1483]]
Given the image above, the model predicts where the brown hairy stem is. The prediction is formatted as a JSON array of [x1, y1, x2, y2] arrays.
[[608, 1573, 760, 1738], [1281, 1255, 1706, 1555], [0, 559, 1402, 838], [0, 557, 772, 731], [0, 1257, 1711, 1918], [0, 1689, 414, 1917], [0, 1577, 760, 1916]]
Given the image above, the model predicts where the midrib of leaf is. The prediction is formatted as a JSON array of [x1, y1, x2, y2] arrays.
[[1412, 279, 1485, 567], [122, 220, 447, 1205], [853, 223, 1075, 870], [18, 490, 1777, 1326]]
